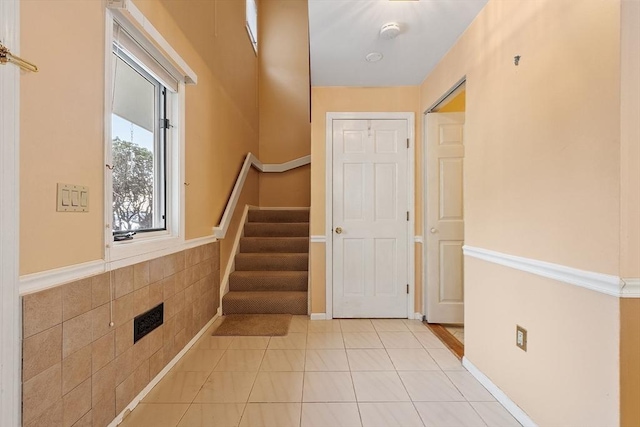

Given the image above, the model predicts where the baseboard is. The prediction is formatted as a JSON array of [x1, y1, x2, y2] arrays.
[[462, 357, 537, 427], [413, 312, 424, 320], [310, 313, 327, 320], [310, 235, 326, 243], [109, 313, 219, 427], [219, 205, 250, 306]]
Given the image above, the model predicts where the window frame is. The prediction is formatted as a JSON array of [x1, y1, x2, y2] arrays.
[[111, 47, 168, 236], [104, 4, 192, 263], [246, 0, 258, 54]]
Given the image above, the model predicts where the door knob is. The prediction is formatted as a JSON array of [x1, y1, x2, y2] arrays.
[[335, 227, 343, 234], [430, 228, 437, 234]]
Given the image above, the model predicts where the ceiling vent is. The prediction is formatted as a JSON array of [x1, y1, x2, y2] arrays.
[[379, 23, 401, 40]]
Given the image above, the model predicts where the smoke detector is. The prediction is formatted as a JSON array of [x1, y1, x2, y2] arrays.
[[379, 22, 401, 40]]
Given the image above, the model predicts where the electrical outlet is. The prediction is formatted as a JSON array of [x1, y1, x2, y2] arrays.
[[516, 325, 527, 351]]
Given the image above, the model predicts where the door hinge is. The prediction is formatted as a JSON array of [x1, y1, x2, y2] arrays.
[[407, 211, 409, 221], [160, 118, 172, 129], [406, 138, 409, 148], [407, 284, 410, 294]]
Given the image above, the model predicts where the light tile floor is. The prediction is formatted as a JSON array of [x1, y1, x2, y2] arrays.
[[120, 317, 520, 427]]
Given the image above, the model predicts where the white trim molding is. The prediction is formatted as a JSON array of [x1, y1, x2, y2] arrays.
[[463, 357, 537, 427], [414, 235, 424, 244], [310, 235, 326, 243], [212, 153, 311, 239], [107, 0, 197, 85], [621, 278, 640, 298], [108, 312, 219, 427], [0, 0, 23, 424], [219, 205, 250, 307], [412, 312, 424, 320], [310, 313, 327, 320], [464, 246, 638, 298], [20, 235, 218, 296]]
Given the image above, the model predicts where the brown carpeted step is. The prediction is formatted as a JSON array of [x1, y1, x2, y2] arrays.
[[229, 271, 308, 292], [240, 237, 309, 253], [244, 222, 309, 238], [248, 209, 309, 223], [223, 291, 308, 315], [235, 253, 308, 271]]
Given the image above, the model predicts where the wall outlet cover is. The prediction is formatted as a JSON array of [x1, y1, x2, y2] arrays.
[[516, 325, 527, 351]]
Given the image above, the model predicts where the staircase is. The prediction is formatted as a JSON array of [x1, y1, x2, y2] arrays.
[[222, 209, 309, 315]]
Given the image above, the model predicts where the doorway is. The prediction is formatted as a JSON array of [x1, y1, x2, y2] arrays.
[[325, 112, 415, 319], [423, 82, 466, 354]]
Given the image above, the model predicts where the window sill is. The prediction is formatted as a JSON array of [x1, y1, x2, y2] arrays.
[[109, 232, 182, 264]]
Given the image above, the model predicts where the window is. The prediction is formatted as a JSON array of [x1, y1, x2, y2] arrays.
[[110, 22, 176, 240], [106, 0, 196, 260], [246, 0, 258, 52]]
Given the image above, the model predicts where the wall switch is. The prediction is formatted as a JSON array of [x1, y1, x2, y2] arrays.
[[516, 325, 527, 351], [57, 183, 89, 212]]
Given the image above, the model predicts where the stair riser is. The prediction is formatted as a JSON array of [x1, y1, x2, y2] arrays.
[[244, 223, 309, 237], [223, 294, 308, 315], [235, 255, 308, 271], [240, 238, 309, 253], [248, 210, 310, 223], [229, 275, 308, 292]]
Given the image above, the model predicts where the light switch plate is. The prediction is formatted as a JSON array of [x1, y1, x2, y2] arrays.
[[57, 183, 89, 212]]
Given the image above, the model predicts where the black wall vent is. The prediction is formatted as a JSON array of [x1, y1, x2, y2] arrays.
[[134, 303, 163, 344]]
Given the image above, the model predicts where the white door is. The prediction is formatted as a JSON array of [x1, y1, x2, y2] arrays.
[[332, 119, 409, 318], [426, 113, 465, 323]]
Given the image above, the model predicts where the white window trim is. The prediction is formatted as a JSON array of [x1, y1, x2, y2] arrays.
[[104, 3, 193, 264]]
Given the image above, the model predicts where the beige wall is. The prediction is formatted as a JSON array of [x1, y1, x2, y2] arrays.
[[620, 0, 640, 279], [465, 259, 620, 426], [258, 0, 311, 207], [20, 0, 259, 275], [418, 0, 624, 424], [421, 0, 621, 275], [309, 86, 421, 314]]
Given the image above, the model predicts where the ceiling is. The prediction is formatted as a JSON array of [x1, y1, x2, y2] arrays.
[[308, 0, 488, 87]]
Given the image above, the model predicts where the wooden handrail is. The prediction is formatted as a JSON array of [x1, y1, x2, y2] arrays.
[[212, 152, 311, 238]]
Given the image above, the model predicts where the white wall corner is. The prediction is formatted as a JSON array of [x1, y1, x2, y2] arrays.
[[219, 204, 250, 305], [462, 357, 538, 427]]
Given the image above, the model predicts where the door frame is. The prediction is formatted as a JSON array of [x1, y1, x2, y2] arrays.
[[0, 0, 22, 424], [422, 77, 466, 320], [325, 112, 415, 320]]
